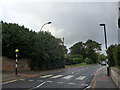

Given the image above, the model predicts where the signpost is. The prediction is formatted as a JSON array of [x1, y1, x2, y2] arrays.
[[15, 49, 19, 75]]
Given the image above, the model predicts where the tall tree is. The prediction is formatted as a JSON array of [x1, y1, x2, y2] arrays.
[[2, 21, 67, 70]]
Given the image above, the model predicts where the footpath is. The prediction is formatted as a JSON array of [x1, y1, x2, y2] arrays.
[[90, 66, 119, 89]]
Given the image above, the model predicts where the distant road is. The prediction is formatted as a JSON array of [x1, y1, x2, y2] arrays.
[[2, 64, 102, 89]]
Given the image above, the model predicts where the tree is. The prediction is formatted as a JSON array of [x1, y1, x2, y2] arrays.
[[84, 40, 101, 63], [69, 39, 101, 64], [70, 42, 86, 58], [2, 21, 67, 70]]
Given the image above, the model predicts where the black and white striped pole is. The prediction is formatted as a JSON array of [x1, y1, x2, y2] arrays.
[[15, 49, 19, 75]]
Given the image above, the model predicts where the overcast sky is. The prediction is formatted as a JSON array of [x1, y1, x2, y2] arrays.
[[1, 0, 119, 54]]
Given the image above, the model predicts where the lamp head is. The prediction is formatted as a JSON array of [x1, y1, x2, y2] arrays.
[[100, 24, 105, 26], [47, 22, 52, 24]]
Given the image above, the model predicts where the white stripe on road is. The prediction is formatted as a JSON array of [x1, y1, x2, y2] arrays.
[[51, 75, 63, 78], [68, 83, 76, 85], [76, 76, 86, 80], [3, 80, 17, 84], [28, 82, 46, 90], [40, 75, 52, 78], [57, 82, 63, 84], [46, 81, 53, 83], [63, 75, 74, 79], [72, 72, 74, 74], [81, 84, 88, 86], [36, 81, 46, 88], [28, 80, 33, 81], [37, 80, 43, 82], [20, 79, 25, 81]]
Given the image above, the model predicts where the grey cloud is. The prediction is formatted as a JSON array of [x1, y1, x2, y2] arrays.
[[2, 2, 118, 54]]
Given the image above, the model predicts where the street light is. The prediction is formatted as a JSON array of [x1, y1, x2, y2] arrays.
[[40, 22, 52, 31], [99, 24, 110, 76]]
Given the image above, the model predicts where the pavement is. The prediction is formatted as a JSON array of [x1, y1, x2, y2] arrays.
[[89, 66, 119, 89]]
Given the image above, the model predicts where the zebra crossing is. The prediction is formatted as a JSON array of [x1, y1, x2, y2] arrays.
[[39, 74, 86, 80]]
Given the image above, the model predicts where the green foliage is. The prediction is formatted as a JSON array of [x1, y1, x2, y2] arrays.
[[107, 44, 120, 67], [85, 57, 93, 64], [69, 39, 101, 64], [97, 53, 106, 62], [106, 45, 116, 67], [65, 57, 83, 65], [2, 21, 67, 70], [113, 44, 120, 67]]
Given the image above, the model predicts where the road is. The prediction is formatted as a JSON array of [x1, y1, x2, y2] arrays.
[[2, 64, 102, 89]]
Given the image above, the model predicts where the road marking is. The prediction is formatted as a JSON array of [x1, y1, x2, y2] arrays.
[[76, 76, 86, 80], [36, 81, 46, 88], [68, 83, 76, 85], [28, 80, 33, 81], [38, 80, 43, 82], [40, 75, 52, 78], [28, 81, 46, 90], [57, 82, 63, 84], [3, 80, 17, 84], [20, 79, 25, 81], [81, 84, 88, 86], [46, 81, 53, 83], [72, 72, 74, 74], [51, 75, 63, 78], [63, 75, 74, 79]]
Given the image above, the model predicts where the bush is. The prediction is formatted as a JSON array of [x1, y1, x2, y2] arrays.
[[85, 57, 93, 64], [107, 44, 120, 67], [65, 57, 83, 65], [114, 44, 120, 67]]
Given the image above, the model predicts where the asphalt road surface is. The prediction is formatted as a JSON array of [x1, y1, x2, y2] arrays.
[[2, 64, 102, 89]]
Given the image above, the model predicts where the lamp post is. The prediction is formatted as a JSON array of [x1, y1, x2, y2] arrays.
[[99, 24, 110, 76], [63, 37, 64, 46], [40, 22, 52, 31], [15, 49, 19, 75]]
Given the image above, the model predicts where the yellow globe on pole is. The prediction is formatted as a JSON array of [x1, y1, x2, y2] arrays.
[[15, 49, 19, 53], [105, 49, 108, 52]]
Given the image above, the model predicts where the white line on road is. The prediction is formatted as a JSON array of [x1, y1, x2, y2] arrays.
[[37, 80, 43, 82], [36, 81, 46, 88], [20, 79, 25, 81], [57, 82, 63, 84], [76, 76, 86, 80], [28, 80, 33, 81], [68, 83, 76, 85], [63, 75, 74, 79], [28, 81, 46, 90], [46, 81, 53, 82], [3, 80, 17, 84], [40, 75, 52, 78], [72, 72, 74, 74], [81, 84, 88, 86], [51, 75, 63, 79]]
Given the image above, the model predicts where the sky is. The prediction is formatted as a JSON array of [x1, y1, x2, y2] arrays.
[[0, 0, 119, 54]]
